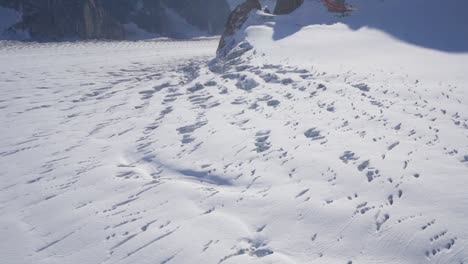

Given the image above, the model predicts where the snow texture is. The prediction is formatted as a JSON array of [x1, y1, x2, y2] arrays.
[[1, 0, 468, 264]]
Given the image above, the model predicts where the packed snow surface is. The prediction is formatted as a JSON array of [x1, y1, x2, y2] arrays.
[[1, 1, 468, 263]]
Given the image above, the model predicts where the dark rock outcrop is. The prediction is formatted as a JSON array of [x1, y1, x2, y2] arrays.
[[217, 0, 261, 57], [0, 0, 20, 9], [274, 0, 304, 15], [4, 0, 124, 40], [102, 0, 231, 37], [0, 0, 232, 40], [102, 0, 167, 35], [165, 0, 231, 35]]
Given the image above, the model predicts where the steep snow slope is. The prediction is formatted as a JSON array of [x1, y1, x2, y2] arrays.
[[1, 1, 468, 264]]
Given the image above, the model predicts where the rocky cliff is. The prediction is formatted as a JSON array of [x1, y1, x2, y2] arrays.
[[217, 0, 311, 58], [101, 0, 231, 38], [0, 0, 124, 40], [0, 0, 232, 40], [217, 0, 261, 58]]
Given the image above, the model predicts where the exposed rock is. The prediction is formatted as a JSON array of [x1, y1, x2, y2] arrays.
[[217, 0, 261, 57], [12, 0, 125, 40], [165, 0, 231, 35], [1, 0, 232, 40], [274, 0, 304, 15], [0, 0, 20, 9], [102, 0, 166, 35], [81, 0, 125, 39]]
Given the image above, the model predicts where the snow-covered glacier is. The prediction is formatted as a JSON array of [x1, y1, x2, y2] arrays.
[[1, 0, 468, 264]]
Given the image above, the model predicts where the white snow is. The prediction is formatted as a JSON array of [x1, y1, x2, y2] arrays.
[[1, 0, 468, 263]]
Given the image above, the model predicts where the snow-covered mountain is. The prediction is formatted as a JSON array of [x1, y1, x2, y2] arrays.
[[1, 0, 467, 264], [0, 0, 232, 40]]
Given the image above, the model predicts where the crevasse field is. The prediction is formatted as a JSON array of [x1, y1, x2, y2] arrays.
[[1, 0, 468, 264]]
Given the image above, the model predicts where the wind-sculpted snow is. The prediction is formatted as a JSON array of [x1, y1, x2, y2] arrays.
[[1, 32, 468, 264]]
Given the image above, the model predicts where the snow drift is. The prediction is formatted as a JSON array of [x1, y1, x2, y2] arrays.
[[0, 0, 467, 264]]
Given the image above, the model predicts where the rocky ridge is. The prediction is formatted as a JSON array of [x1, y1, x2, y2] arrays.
[[0, 0, 232, 40]]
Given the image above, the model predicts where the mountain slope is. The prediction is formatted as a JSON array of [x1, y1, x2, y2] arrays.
[[0, 0, 467, 264], [0, 0, 232, 40]]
